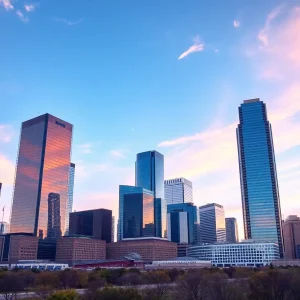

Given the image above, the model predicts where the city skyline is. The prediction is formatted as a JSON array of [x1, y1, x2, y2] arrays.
[[1, 1, 300, 240]]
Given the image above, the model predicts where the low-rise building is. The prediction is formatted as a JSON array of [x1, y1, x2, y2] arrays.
[[56, 237, 106, 265], [145, 258, 212, 269], [177, 243, 190, 257], [107, 237, 177, 262], [187, 241, 280, 267]]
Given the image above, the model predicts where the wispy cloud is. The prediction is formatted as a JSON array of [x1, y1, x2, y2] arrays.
[[0, 0, 13, 10], [16, 10, 29, 22], [178, 36, 204, 60], [0, 125, 14, 143], [24, 3, 36, 12], [233, 20, 240, 28], [53, 17, 83, 26], [77, 143, 93, 154], [110, 150, 126, 159]]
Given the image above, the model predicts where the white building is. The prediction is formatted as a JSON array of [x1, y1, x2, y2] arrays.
[[187, 241, 280, 267], [164, 178, 193, 205]]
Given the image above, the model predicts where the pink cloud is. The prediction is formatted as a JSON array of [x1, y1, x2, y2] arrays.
[[0, 0, 13, 11], [178, 42, 204, 60]]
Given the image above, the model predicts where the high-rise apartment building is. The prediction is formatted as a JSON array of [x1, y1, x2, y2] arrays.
[[135, 151, 165, 238], [10, 114, 73, 237], [199, 203, 226, 244], [167, 203, 199, 244], [69, 209, 112, 243], [283, 215, 300, 259], [237, 99, 283, 257], [225, 218, 239, 243], [65, 163, 75, 235], [164, 178, 193, 205]]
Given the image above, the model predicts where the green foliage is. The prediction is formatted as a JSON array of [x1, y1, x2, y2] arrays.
[[47, 290, 79, 300]]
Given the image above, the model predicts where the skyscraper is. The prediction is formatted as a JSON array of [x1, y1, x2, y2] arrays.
[[135, 151, 165, 238], [65, 163, 75, 235], [282, 215, 300, 259], [225, 217, 239, 243], [118, 185, 154, 240], [164, 178, 193, 205], [199, 203, 226, 244], [47, 193, 61, 239], [10, 114, 73, 237], [237, 98, 283, 257], [167, 202, 199, 244]]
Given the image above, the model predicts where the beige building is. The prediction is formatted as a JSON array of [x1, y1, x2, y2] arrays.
[[56, 237, 106, 264], [283, 215, 300, 259], [8, 235, 38, 262], [107, 238, 177, 262]]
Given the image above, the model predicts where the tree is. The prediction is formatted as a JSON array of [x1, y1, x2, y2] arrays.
[[57, 269, 87, 289], [95, 287, 142, 300], [117, 272, 143, 286], [0, 272, 25, 300], [147, 270, 171, 300], [47, 290, 79, 300]]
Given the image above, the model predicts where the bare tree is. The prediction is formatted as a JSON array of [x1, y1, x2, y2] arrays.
[[0, 272, 25, 300]]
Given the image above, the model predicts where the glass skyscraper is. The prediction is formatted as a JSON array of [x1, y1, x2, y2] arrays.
[[199, 203, 226, 244], [165, 178, 193, 205], [10, 114, 73, 237], [135, 151, 166, 238], [237, 98, 283, 257], [225, 217, 239, 243], [65, 162, 75, 235]]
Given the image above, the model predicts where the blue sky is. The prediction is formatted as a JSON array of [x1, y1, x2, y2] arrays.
[[1, 0, 300, 238]]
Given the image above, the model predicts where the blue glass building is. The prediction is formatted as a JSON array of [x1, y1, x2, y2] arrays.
[[65, 163, 75, 235], [167, 203, 199, 244], [135, 151, 166, 238], [237, 98, 283, 257]]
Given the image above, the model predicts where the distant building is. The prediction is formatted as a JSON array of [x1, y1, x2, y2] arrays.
[[65, 163, 75, 235], [111, 216, 115, 243], [199, 203, 226, 244], [47, 193, 62, 239], [56, 237, 106, 265], [10, 114, 73, 237], [164, 178, 193, 205], [145, 259, 212, 270], [167, 202, 199, 244], [107, 237, 177, 262], [0, 222, 9, 235], [69, 209, 112, 243], [237, 99, 283, 257], [37, 239, 57, 261], [225, 218, 239, 243], [135, 151, 166, 238], [188, 241, 280, 267], [283, 215, 300, 259], [177, 243, 191, 257]]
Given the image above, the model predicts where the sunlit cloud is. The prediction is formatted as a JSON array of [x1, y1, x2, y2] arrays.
[[233, 20, 240, 28], [53, 17, 83, 26], [24, 4, 36, 12], [0, 0, 13, 11], [178, 36, 204, 60], [16, 10, 29, 22]]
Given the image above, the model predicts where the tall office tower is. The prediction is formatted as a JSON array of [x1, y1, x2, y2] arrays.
[[282, 215, 300, 259], [65, 163, 75, 235], [135, 151, 165, 238], [237, 98, 283, 257], [111, 216, 115, 242], [199, 203, 226, 244], [118, 185, 154, 239], [167, 202, 199, 244], [164, 178, 193, 205], [47, 193, 61, 239], [10, 114, 73, 237], [225, 217, 239, 243], [69, 209, 112, 243]]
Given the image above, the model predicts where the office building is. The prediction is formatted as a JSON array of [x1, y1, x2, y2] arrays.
[[65, 163, 75, 235], [135, 151, 166, 238], [237, 99, 283, 257], [69, 209, 112, 243], [107, 237, 177, 262], [47, 193, 62, 239], [283, 215, 300, 259], [0, 222, 9, 234], [167, 202, 199, 244], [177, 243, 191, 257], [225, 218, 239, 243], [187, 241, 280, 267], [111, 216, 115, 243], [10, 114, 73, 238], [164, 178, 193, 205], [199, 203, 226, 244], [37, 239, 57, 261], [56, 237, 106, 265]]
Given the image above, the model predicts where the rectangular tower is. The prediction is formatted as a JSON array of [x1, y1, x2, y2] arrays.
[[10, 114, 73, 237], [135, 150, 165, 238], [237, 98, 283, 257], [164, 178, 193, 205], [225, 217, 239, 243], [65, 163, 75, 235], [282, 215, 300, 259]]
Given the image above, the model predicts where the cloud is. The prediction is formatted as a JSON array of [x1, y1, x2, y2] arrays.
[[258, 4, 284, 46], [53, 17, 83, 26], [0, 154, 15, 185], [0, 0, 13, 10], [110, 150, 126, 159], [178, 37, 205, 60], [24, 4, 36, 12], [16, 10, 29, 22], [233, 20, 240, 28], [77, 143, 93, 154]]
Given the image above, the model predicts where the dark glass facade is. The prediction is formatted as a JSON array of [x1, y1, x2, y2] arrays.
[[47, 193, 62, 239], [123, 192, 155, 238], [225, 217, 239, 243], [10, 114, 73, 237], [69, 209, 112, 243], [135, 151, 166, 238], [237, 99, 283, 257]]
